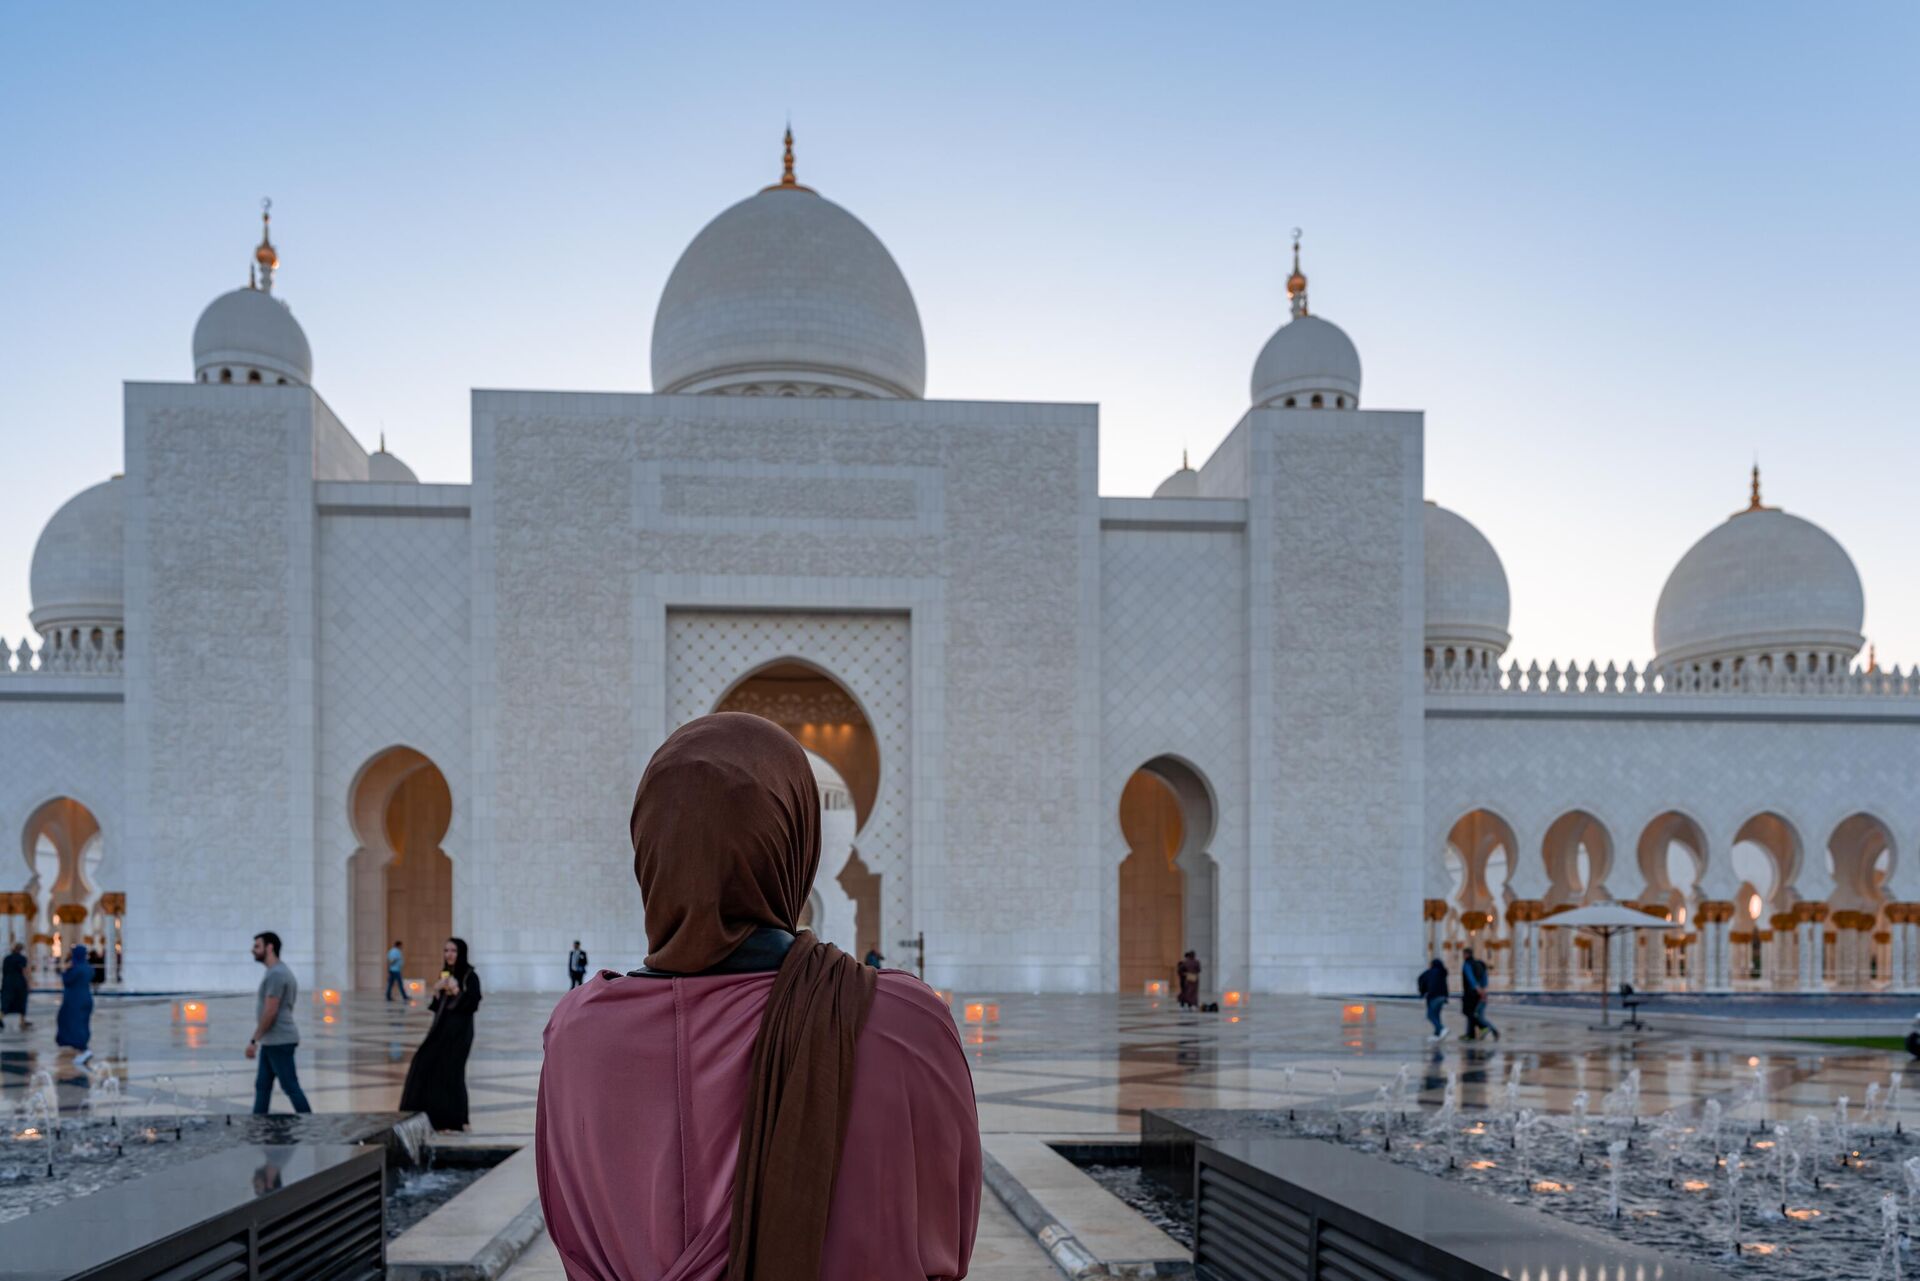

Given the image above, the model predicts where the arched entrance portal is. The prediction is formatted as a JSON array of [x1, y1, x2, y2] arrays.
[[1117, 756, 1218, 996], [20, 797, 117, 982], [715, 661, 882, 962], [348, 748, 453, 992]]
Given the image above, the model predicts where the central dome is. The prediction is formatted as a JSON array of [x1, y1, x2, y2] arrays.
[[650, 173, 925, 399]]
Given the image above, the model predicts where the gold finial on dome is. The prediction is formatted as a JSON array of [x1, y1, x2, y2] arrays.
[[1286, 227, 1309, 319], [762, 126, 814, 193], [254, 198, 279, 292], [1737, 461, 1774, 516]]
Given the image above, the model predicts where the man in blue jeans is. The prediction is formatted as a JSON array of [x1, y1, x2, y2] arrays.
[[385, 940, 405, 1001], [247, 931, 312, 1114], [1418, 957, 1450, 1041]]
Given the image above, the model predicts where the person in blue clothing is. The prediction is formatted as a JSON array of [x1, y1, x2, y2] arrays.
[[1417, 957, 1449, 1041], [56, 943, 96, 1065], [1460, 947, 1500, 1041], [386, 940, 405, 1002]]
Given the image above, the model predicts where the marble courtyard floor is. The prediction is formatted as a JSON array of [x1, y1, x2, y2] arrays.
[[2, 986, 1914, 1276]]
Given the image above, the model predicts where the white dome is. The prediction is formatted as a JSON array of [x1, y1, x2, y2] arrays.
[[651, 186, 925, 399], [367, 449, 418, 484], [193, 287, 312, 386], [1654, 501, 1864, 672], [1425, 502, 1511, 658], [1152, 464, 1200, 499], [30, 477, 124, 636], [1251, 314, 1360, 409]]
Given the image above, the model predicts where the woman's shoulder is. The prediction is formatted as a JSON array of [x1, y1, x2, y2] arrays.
[[866, 971, 964, 1040]]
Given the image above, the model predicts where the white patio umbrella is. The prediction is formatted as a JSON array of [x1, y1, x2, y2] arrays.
[[1539, 901, 1678, 1028]]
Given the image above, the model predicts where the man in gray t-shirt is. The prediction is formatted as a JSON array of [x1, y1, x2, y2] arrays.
[[247, 932, 312, 1114]]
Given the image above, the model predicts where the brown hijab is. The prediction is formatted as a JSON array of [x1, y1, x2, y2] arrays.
[[630, 712, 878, 1281]]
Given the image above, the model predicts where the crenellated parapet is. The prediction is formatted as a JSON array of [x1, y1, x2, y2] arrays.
[[0, 634, 124, 676], [1427, 655, 1919, 698]]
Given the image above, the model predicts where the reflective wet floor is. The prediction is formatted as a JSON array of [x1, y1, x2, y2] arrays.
[[1, 987, 1910, 1276]]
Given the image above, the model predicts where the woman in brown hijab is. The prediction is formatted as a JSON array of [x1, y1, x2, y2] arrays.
[[536, 712, 982, 1281]]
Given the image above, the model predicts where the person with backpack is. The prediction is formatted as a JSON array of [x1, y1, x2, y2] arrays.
[[1417, 957, 1449, 1040], [1461, 947, 1499, 1041]]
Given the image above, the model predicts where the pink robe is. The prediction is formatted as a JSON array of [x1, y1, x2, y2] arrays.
[[536, 968, 981, 1281]]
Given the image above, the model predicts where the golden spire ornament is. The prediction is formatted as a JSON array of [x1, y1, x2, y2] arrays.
[[1286, 228, 1309, 319], [762, 126, 814, 193], [254, 198, 280, 292], [1735, 461, 1776, 517]]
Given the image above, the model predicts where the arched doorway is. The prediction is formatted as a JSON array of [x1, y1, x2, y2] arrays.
[[1828, 813, 1895, 988], [1733, 812, 1803, 988], [1636, 812, 1707, 988], [348, 748, 453, 992], [1541, 810, 1614, 987], [20, 797, 116, 982], [1442, 810, 1518, 986], [1117, 756, 1218, 996], [715, 661, 882, 962]]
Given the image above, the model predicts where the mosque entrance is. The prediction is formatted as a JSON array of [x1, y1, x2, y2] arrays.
[[348, 747, 452, 992], [715, 661, 881, 960], [1117, 756, 1218, 996], [18, 796, 118, 982]]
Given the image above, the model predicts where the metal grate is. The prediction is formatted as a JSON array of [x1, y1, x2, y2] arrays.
[[255, 1166, 384, 1280]]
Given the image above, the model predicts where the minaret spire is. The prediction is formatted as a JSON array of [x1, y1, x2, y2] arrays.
[[1286, 227, 1309, 319], [254, 198, 280, 293]]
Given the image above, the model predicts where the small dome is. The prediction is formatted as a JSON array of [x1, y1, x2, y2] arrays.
[[1654, 496, 1864, 673], [193, 287, 312, 386], [1251, 314, 1360, 409], [367, 449, 418, 484], [30, 477, 124, 636], [1425, 502, 1511, 659], [651, 179, 925, 399], [1152, 460, 1200, 499]]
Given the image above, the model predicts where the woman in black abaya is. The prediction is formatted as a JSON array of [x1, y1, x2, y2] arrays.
[[400, 937, 481, 1131]]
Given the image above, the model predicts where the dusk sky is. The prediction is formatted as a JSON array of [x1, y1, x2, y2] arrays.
[[3, 3, 1915, 665]]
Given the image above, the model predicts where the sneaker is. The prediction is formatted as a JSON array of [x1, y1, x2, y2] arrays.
[[74, 1050, 92, 1065], [1437, 1028, 1450, 1041]]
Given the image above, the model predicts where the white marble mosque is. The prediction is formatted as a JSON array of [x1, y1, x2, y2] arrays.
[[5, 134, 1920, 998]]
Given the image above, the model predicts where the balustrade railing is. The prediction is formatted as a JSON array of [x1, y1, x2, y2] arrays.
[[1427, 657, 1920, 698], [0, 635, 124, 676]]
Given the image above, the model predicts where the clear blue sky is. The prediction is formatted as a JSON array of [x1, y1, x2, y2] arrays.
[[3, 3, 1915, 665]]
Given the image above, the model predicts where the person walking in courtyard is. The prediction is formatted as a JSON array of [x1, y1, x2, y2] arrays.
[[536, 712, 981, 1281], [1418, 956, 1449, 1040], [56, 943, 95, 1063], [401, 937, 482, 1131], [247, 931, 311, 1114], [1461, 947, 1499, 1041], [2, 942, 30, 1031], [386, 940, 405, 1001], [567, 940, 588, 989], [863, 945, 884, 968], [1177, 950, 1202, 1009]]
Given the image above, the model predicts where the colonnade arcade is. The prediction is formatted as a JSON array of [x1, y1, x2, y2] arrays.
[[1432, 806, 1912, 992], [12, 796, 124, 984]]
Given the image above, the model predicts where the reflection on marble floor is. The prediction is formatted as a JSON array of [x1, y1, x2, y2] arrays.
[[5, 987, 1913, 1277], [4, 988, 1912, 1142]]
